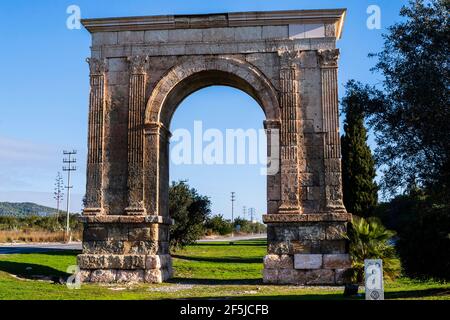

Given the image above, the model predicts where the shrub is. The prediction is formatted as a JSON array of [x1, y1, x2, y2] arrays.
[[345, 216, 401, 284], [205, 215, 233, 235]]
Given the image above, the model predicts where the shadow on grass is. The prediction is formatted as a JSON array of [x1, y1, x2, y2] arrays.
[[385, 288, 450, 299], [172, 254, 262, 264], [185, 294, 352, 301], [0, 247, 81, 255], [0, 260, 69, 283], [167, 277, 263, 285]]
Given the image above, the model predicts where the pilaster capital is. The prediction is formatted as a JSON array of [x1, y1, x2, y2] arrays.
[[318, 49, 340, 68], [127, 55, 149, 75], [277, 49, 301, 69], [86, 58, 108, 75]]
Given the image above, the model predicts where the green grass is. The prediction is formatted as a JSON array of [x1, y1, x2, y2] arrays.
[[0, 239, 448, 300]]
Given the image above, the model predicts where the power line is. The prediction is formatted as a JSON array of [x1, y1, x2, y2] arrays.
[[63, 150, 77, 242], [249, 207, 255, 223]]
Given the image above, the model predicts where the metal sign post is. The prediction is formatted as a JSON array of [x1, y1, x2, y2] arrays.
[[365, 259, 384, 300]]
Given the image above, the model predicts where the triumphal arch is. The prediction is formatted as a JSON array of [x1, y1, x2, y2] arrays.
[[78, 9, 352, 285]]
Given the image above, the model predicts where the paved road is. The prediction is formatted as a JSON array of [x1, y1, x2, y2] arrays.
[[0, 234, 266, 254]]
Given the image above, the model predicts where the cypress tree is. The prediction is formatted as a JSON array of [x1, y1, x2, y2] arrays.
[[341, 80, 378, 216]]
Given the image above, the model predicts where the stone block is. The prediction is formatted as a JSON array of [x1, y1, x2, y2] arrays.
[[335, 268, 351, 285], [234, 26, 262, 41], [82, 240, 125, 255], [123, 240, 158, 255], [305, 269, 335, 285], [278, 268, 305, 285], [294, 254, 322, 269], [262, 269, 278, 284], [83, 227, 108, 241], [325, 223, 347, 240], [92, 32, 118, 46], [145, 255, 161, 269], [202, 27, 235, 42], [144, 269, 162, 283], [144, 30, 169, 43], [90, 269, 117, 283], [323, 254, 351, 269], [128, 227, 152, 241], [168, 29, 202, 42], [116, 270, 144, 283], [263, 254, 292, 269], [262, 26, 288, 39], [267, 241, 292, 255], [320, 240, 347, 254], [78, 270, 91, 283], [118, 31, 144, 44], [304, 24, 325, 38]]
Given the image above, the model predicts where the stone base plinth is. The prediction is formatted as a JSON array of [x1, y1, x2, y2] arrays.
[[262, 212, 352, 285], [78, 254, 173, 283], [78, 216, 173, 283]]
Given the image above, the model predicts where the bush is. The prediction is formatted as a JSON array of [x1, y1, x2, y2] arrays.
[[345, 216, 401, 284], [233, 217, 267, 234], [205, 215, 233, 235]]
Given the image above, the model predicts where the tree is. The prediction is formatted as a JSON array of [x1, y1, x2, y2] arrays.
[[341, 80, 379, 216], [367, 0, 450, 200], [169, 181, 211, 249]]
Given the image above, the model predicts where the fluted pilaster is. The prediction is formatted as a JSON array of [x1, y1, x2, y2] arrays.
[[84, 58, 108, 216], [126, 56, 149, 215], [278, 50, 302, 214], [318, 49, 346, 211]]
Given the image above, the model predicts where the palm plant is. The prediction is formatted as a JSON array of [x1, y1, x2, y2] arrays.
[[344, 216, 401, 285]]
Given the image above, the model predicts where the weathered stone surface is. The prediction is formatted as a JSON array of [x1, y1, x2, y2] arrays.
[[81, 9, 350, 285], [263, 254, 293, 269], [305, 269, 335, 285], [294, 254, 323, 269], [116, 270, 144, 283], [323, 254, 351, 269], [144, 269, 162, 283], [262, 269, 278, 284], [79, 270, 91, 282], [335, 268, 351, 285], [90, 269, 117, 283]]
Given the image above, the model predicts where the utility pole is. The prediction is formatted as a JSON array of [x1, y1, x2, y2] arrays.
[[53, 172, 64, 222], [63, 150, 77, 242], [249, 207, 256, 235], [231, 192, 235, 238]]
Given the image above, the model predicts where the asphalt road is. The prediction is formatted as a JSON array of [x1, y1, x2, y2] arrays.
[[0, 234, 266, 254]]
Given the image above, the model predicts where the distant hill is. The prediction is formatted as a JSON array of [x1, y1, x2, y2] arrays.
[[0, 202, 59, 217]]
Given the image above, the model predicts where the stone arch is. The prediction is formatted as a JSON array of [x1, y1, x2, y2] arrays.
[[145, 56, 281, 128]]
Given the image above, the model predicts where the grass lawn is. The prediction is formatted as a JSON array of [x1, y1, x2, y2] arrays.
[[0, 239, 448, 300]]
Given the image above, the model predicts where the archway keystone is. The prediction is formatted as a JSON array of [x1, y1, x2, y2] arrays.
[[79, 9, 352, 285]]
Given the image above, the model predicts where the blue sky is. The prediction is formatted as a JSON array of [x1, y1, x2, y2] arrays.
[[0, 0, 407, 220]]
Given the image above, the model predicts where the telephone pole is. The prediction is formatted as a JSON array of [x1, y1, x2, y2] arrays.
[[63, 150, 77, 242], [53, 172, 64, 221], [231, 192, 236, 238]]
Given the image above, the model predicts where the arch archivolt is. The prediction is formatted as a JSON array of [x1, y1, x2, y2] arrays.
[[145, 55, 281, 127]]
